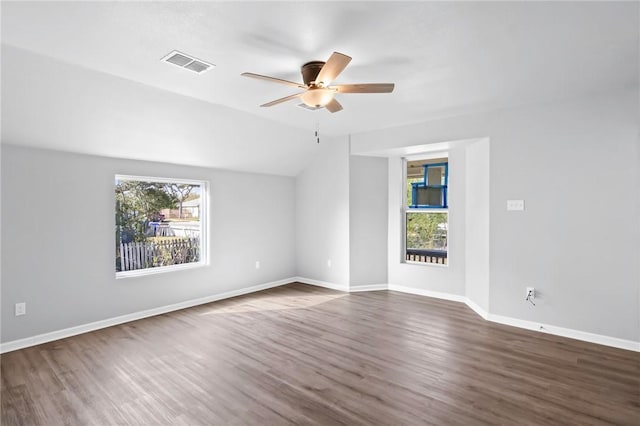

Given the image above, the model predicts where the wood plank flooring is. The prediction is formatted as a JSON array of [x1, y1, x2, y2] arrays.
[[2, 283, 639, 425]]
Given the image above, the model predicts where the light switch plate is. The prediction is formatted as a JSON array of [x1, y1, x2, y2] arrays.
[[15, 302, 26, 316], [507, 200, 525, 211]]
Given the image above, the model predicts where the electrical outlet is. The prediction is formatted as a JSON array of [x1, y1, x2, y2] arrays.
[[255, 261, 260, 269], [507, 200, 525, 211], [327, 259, 332, 268], [15, 302, 26, 316]]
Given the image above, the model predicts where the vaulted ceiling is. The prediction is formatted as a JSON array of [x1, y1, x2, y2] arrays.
[[3, 1, 637, 137], [1, 2, 638, 176]]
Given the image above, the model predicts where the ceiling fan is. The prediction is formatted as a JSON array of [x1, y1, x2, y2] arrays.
[[241, 52, 395, 113]]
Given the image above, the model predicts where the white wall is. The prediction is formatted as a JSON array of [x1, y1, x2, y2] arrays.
[[1, 45, 315, 177], [2, 46, 637, 347], [352, 89, 639, 342], [1, 145, 296, 343], [349, 155, 388, 287], [465, 139, 490, 312], [295, 136, 350, 287], [387, 146, 467, 295], [488, 90, 638, 341]]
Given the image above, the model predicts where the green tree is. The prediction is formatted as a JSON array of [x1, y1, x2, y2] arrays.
[[115, 181, 177, 243], [406, 212, 447, 250]]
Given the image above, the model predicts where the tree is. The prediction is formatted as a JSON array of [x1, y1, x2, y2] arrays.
[[406, 212, 447, 250], [168, 184, 194, 219], [115, 181, 177, 243]]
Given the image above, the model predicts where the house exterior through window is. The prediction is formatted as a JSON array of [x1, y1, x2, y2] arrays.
[[115, 175, 207, 277], [404, 157, 448, 265]]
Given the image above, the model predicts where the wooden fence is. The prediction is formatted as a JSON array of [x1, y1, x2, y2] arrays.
[[118, 238, 200, 272]]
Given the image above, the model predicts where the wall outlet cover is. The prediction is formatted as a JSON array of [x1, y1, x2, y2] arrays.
[[15, 302, 26, 316], [507, 199, 525, 211]]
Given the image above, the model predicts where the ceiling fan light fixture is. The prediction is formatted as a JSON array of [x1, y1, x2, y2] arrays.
[[301, 88, 335, 108]]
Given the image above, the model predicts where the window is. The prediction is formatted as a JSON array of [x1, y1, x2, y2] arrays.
[[115, 175, 207, 277], [404, 157, 448, 265]]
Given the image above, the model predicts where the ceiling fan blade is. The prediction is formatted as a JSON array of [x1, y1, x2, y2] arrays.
[[333, 83, 395, 93], [241, 72, 305, 89], [260, 92, 304, 107], [316, 52, 352, 86], [325, 98, 343, 113]]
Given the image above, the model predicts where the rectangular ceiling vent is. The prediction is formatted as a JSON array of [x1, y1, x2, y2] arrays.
[[297, 103, 322, 111], [161, 50, 215, 74]]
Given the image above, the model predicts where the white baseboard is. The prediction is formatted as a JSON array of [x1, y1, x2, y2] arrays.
[[387, 284, 467, 303], [294, 277, 350, 292], [295, 278, 386, 292], [350, 284, 388, 292], [464, 297, 489, 320], [4, 279, 637, 354], [487, 313, 640, 352], [387, 285, 638, 352], [0, 277, 295, 354]]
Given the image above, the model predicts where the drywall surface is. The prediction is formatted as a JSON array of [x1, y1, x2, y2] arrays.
[[295, 136, 350, 286], [353, 89, 639, 342], [1, 45, 315, 177], [465, 139, 490, 312], [488, 90, 638, 341], [349, 156, 388, 287], [1, 145, 296, 343], [387, 147, 467, 295]]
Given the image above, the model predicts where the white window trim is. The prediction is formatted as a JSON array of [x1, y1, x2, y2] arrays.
[[401, 157, 449, 267], [115, 174, 209, 278], [116, 261, 207, 279]]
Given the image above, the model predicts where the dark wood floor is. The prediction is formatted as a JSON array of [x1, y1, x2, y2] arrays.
[[2, 283, 638, 425]]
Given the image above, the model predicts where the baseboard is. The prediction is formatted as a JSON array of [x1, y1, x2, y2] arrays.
[[0, 277, 295, 354], [377, 284, 639, 352], [487, 313, 640, 352], [4, 279, 637, 354], [296, 279, 386, 293], [294, 277, 350, 292], [349, 284, 388, 292], [464, 297, 489, 320], [387, 284, 467, 303]]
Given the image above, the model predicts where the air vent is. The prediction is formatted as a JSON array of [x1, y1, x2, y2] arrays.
[[161, 50, 215, 74], [297, 103, 323, 111]]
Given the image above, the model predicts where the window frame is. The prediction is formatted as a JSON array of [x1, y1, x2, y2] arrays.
[[403, 209, 449, 267], [408, 162, 448, 209], [402, 156, 449, 267], [115, 174, 209, 279]]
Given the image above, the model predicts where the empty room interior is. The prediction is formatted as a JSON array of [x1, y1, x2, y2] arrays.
[[1, 1, 639, 425]]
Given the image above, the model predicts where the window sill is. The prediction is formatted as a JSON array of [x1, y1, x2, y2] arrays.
[[116, 261, 207, 279], [403, 260, 449, 268]]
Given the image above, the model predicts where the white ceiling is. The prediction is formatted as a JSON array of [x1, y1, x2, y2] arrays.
[[2, 1, 638, 138]]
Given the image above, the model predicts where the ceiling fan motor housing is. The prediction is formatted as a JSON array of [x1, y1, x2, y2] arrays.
[[301, 61, 326, 86]]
